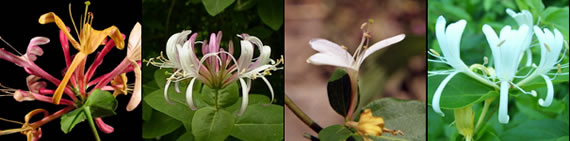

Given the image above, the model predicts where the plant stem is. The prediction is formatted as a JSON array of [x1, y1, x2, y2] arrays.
[[475, 97, 495, 133], [285, 94, 322, 133], [84, 107, 101, 141]]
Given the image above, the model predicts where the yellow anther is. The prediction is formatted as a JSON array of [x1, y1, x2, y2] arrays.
[[340, 45, 348, 50], [557, 64, 562, 74], [497, 40, 505, 47], [544, 43, 551, 52], [429, 49, 440, 57]]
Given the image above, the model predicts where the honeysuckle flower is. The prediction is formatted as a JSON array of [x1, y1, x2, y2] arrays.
[[235, 34, 281, 115], [307, 23, 405, 119], [38, 1, 125, 104], [0, 107, 73, 141], [517, 26, 568, 107], [125, 22, 142, 111], [428, 16, 498, 117], [482, 24, 531, 124], [150, 30, 281, 115], [506, 9, 535, 67], [345, 109, 403, 141]]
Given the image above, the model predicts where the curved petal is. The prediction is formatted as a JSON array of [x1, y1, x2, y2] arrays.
[[166, 30, 192, 68], [163, 79, 174, 104], [178, 40, 199, 76], [482, 24, 499, 48], [498, 81, 510, 124], [435, 16, 448, 51], [252, 45, 272, 68], [38, 12, 79, 49], [360, 34, 405, 64], [538, 74, 553, 107], [444, 19, 467, 58], [185, 78, 198, 110], [432, 71, 458, 117], [83, 24, 124, 54], [307, 53, 353, 70], [260, 76, 275, 104], [127, 22, 142, 61], [95, 118, 114, 134], [25, 37, 50, 62], [238, 78, 250, 116], [506, 9, 533, 27], [309, 39, 353, 61], [126, 60, 141, 111], [237, 40, 254, 71], [52, 52, 87, 104]]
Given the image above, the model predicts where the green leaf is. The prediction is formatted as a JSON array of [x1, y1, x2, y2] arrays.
[[515, 0, 544, 15], [441, 3, 472, 20], [327, 69, 353, 117], [85, 90, 118, 118], [224, 94, 271, 114], [500, 119, 569, 140], [540, 7, 570, 41], [257, 0, 283, 30], [144, 90, 195, 122], [484, 0, 494, 11], [201, 82, 239, 108], [428, 73, 498, 109], [192, 107, 235, 141], [177, 131, 195, 141], [231, 104, 284, 141], [60, 108, 86, 134], [202, 0, 235, 16], [318, 125, 352, 141], [143, 110, 183, 139], [154, 68, 168, 88], [356, 98, 426, 141]]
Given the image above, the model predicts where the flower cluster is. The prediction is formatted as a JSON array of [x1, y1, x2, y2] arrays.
[[148, 30, 282, 115], [0, 2, 141, 140], [429, 9, 568, 124]]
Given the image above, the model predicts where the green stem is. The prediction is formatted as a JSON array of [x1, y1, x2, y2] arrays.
[[475, 97, 495, 134], [84, 107, 101, 141], [285, 94, 322, 132]]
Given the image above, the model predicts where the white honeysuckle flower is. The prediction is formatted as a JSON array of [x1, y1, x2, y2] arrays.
[[429, 16, 497, 117], [506, 8, 535, 67], [236, 34, 281, 115], [429, 16, 469, 117], [306, 34, 405, 72], [517, 26, 568, 107], [482, 24, 531, 124]]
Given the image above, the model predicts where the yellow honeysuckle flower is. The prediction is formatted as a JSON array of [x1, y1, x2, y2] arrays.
[[38, 1, 124, 104], [346, 108, 403, 141]]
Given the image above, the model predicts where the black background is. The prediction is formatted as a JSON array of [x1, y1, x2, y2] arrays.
[[0, 0, 142, 140]]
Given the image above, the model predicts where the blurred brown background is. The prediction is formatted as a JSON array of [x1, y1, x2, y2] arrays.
[[284, 0, 427, 140]]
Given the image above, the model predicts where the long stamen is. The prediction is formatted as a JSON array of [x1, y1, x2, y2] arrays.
[[68, 4, 80, 38], [0, 36, 23, 56]]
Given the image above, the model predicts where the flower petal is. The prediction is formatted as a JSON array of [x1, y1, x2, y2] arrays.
[[166, 30, 192, 68], [498, 81, 510, 124], [95, 118, 114, 134], [24, 37, 50, 62], [237, 40, 254, 71], [52, 53, 87, 104], [238, 78, 249, 116], [127, 22, 142, 61], [38, 12, 79, 49], [185, 77, 198, 110], [163, 78, 174, 104], [360, 34, 405, 65], [260, 76, 274, 103], [307, 53, 353, 70], [126, 60, 141, 111], [82, 24, 124, 54], [538, 74, 554, 107], [432, 71, 458, 117]]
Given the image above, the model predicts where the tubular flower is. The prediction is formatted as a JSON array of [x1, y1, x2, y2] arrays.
[[0, 107, 73, 141], [482, 24, 531, 124], [38, 1, 124, 104], [517, 27, 568, 107], [345, 109, 403, 141], [149, 31, 281, 115], [307, 22, 405, 119]]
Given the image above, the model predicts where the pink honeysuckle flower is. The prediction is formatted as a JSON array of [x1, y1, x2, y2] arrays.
[[306, 23, 405, 119], [150, 31, 282, 115]]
